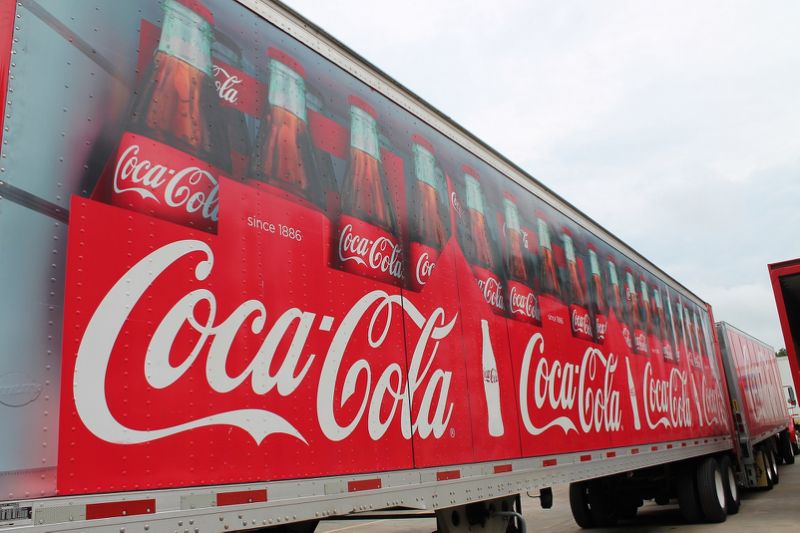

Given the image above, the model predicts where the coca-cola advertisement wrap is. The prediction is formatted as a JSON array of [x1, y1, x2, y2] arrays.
[[0, 0, 732, 500]]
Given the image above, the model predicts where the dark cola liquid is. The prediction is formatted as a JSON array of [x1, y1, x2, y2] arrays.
[[130, 51, 231, 172]]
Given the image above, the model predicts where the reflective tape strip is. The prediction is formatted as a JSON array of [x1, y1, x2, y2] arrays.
[[542, 459, 557, 467], [85, 499, 155, 520], [493, 464, 512, 474], [579, 454, 592, 462], [436, 470, 460, 481], [347, 479, 382, 492], [216, 489, 267, 506]]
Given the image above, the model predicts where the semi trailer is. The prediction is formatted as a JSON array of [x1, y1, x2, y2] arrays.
[[0, 1, 791, 532]]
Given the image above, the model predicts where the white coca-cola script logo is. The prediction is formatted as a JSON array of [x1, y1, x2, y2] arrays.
[[450, 191, 465, 222], [701, 374, 727, 428], [476, 276, 504, 309], [212, 65, 241, 104], [415, 252, 436, 286], [339, 224, 403, 280], [642, 362, 691, 430], [73, 240, 457, 445], [571, 308, 593, 337], [113, 144, 219, 221], [517, 333, 621, 435], [510, 285, 536, 319]]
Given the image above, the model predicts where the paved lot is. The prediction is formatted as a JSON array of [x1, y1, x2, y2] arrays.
[[316, 460, 800, 532]]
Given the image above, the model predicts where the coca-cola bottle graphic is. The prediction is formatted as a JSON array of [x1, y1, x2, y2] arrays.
[[624, 268, 647, 354], [561, 228, 592, 341], [683, 303, 698, 366], [460, 166, 504, 314], [693, 308, 708, 360], [408, 134, 449, 291], [306, 86, 341, 219], [653, 286, 673, 361], [640, 277, 661, 358], [587, 245, 607, 344], [211, 30, 252, 180], [480, 319, 505, 437], [535, 211, 561, 299], [503, 194, 540, 324], [250, 47, 324, 210], [665, 292, 680, 363], [336, 95, 403, 285], [607, 255, 633, 350], [95, 0, 230, 232]]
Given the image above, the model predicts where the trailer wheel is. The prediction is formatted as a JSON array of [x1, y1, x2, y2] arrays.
[[677, 464, 703, 523], [695, 457, 727, 523], [769, 448, 780, 485], [719, 455, 740, 515], [756, 448, 774, 490], [568, 482, 595, 529], [779, 431, 795, 465], [586, 480, 618, 527]]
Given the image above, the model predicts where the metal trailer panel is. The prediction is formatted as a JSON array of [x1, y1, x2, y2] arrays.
[[716, 321, 787, 447], [1, 438, 731, 533]]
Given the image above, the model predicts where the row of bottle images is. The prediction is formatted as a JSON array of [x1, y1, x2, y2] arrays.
[[91, 0, 714, 364]]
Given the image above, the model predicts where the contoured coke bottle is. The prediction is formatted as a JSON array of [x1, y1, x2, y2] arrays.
[[336, 96, 403, 286], [97, 0, 231, 232], [408, 134, 449, 291]]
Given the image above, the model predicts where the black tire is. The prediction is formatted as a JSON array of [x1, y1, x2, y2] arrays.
[[569, 482, 595, 529], [677, 463, 703, 523], [769, 448, 780, 485], [779, 431, 795, 465], [615, 498, 639, 520], [719, 455, 740, 515], [757, 448, 774, 490], [695, 457, 727, 523], [587, 480, 618, 527]]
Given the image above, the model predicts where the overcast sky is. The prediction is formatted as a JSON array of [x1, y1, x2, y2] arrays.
[[283, 0, 800, 350]]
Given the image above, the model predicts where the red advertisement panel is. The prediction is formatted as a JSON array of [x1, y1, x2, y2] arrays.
[[0, 0, 732, 497]]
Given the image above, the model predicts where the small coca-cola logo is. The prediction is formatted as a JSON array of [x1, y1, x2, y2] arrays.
[[595, 316, 608, 340], [338, 224, 403, 280], [663, 344, 674, 361], [212, 64, 241, 105], [476, 276, 504, 309], [634, 331, 648, 353], [510, 285, 536, 319], [113, 144, 219, 221], [622, 326, 632, 349], [450, 191, 465, 222], [483, 367, 498, 384], [415, 252, 435, 286], [571, 308, 593, 337]]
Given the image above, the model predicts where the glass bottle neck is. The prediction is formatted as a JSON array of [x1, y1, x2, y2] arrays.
[[269, 60, 307, 121], [158, 0, 213, 76], [413, 143, 440, 192], [349, 106, 380, 160], [464, 174, 485, 215], [503, 199, 521, 232]]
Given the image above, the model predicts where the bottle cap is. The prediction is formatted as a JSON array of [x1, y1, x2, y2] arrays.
[[461, 163, 479, 179], [534, 209, 548, 221], [587, 242, 597, 252], [267, 47, 306, 78], [412, 134, 435, 154], [176, 0, 214, 25], [348, 95, 378, 119]]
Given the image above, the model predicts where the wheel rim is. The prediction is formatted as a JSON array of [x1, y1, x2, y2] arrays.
[[728, 466, 738, 501], [714, 469, 725, 507], [770, 451, 778, 477]]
